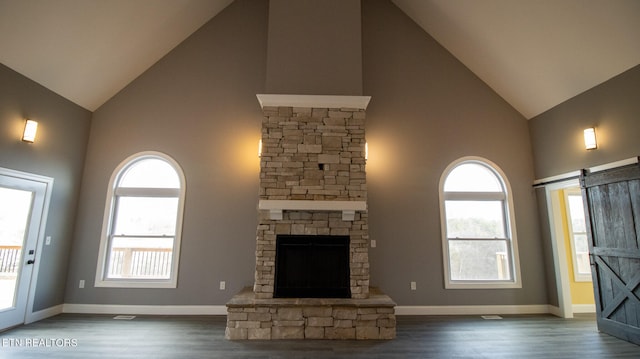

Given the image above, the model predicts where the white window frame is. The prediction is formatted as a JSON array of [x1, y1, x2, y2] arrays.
[[95, 151, 186, 288], [439, 156, 522, 289], [563, 188, 592, 282]]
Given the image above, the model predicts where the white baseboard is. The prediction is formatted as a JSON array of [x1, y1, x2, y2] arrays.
[[547, 305, 562, 317], [26, 304, 64, 324], [62, 304, 227, 316], [395, 304, 551, 316], [60, 304, 556, 317], [572, 304, 596, 313]]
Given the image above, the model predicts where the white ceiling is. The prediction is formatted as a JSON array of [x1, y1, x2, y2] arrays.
[[1, 0, 639, 118], [0, 0, 232, 111], [393, 0, 640, 118]]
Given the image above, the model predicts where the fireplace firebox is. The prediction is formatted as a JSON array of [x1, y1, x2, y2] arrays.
[[274, 235, 350, 298]]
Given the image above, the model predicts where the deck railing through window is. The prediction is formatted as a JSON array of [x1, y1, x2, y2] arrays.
[[108, 248, 172, 279], [0, 246, 21, 274]]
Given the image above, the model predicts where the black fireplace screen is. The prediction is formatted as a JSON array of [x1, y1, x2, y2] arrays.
[[274, 235, 350, 298]]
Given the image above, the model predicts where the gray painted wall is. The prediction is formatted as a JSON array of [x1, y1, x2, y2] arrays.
[[266, 0, 362, 95], [362, 0, 546, 305], [64, 0, 268, 305], [64, 0, 549, 307], [529, 64, 640, 179], [527, 56, 640, 310], [0, 63, 92, 311]]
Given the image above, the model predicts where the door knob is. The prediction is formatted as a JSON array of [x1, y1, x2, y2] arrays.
[[26, 259, 35, 265]]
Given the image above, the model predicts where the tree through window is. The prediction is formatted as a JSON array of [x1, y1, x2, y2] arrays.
[[95, 152, 185, 288], [439, 157, 521, 289]]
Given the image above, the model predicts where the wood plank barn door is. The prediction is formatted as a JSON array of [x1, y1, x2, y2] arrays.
[[580, 161, 640, 345]]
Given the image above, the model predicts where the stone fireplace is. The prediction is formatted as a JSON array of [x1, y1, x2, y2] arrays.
[[253, 94, 371, 300], [225, 94, 396, 340]]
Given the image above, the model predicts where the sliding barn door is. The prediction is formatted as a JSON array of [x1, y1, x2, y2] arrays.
[[580, 162, 640, 345]]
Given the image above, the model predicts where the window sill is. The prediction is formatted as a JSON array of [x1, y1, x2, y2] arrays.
[[445, 281, 522, 290], [94, 279, 177, 289]]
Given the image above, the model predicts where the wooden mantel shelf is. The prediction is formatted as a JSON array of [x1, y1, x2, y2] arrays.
[[258, 200, 367, 221]]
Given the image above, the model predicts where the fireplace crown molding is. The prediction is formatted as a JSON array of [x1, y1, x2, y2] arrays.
[[256, 94, 371, 110], [258, 199, 367, 221]]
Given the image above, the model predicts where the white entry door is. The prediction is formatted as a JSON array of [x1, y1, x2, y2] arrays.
[[0, 170, 49, 330]]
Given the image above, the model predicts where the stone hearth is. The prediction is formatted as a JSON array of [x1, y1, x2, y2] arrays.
[[226, 287, 396, 340], [225, 95, 395, 340]]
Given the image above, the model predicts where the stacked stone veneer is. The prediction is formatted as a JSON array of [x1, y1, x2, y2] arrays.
[[254, 105, 369, 299], [258, 106, 367, 201]]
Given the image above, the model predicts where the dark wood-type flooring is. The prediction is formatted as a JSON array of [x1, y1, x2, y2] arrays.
[[1, 314, 639, 358]]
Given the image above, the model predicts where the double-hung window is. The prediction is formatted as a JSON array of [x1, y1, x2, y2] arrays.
[[95, 152, 186, 288], [439, 157, 521, 289], [564, 189, 591, 282]]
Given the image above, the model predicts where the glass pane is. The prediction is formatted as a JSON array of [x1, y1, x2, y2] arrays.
[[107, 236, 173, 279], [0, 187, 33, 310], [445, 201, 505, 238], [119, 158, 179, 188], [449, 240, 511, 280], [573, 234, 591, 275], [573, 234, 589, 252], [444, 163, 503, 192], [567, 194, 586, 232], [113, 197, 178, 235]]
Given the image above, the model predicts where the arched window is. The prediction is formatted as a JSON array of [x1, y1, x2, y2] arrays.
[[95, 152, 186, 288], [439, 157, 521, 289]]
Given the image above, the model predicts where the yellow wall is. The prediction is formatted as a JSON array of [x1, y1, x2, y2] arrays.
[[559, 190, 595, 305]]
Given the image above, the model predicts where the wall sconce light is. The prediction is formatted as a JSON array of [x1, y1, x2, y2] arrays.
[[258, 139, 263, 157], [584, 127, 597, 150], [22, 119, 38, 143], [365, 142, 368, 161]]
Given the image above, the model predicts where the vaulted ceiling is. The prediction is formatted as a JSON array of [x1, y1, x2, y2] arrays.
[[1, 0, 638, 119]]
